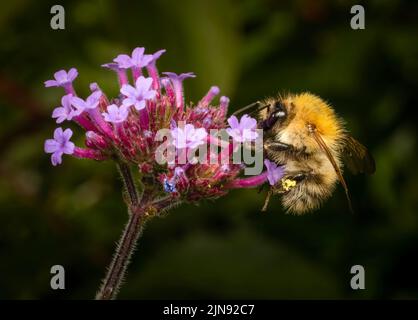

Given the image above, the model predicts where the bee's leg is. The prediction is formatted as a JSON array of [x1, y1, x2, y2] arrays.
[[261, 189, 273, 212], [291, 173, 307, 182], [264, 141, 292, 152], [275, 172, 308, 194], [265, 141, 308, 158], [258, 183, 266, 193]]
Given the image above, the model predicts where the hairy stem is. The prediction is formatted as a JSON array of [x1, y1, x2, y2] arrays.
[[117, 162, 140, 208], [95, 206, 144, 300], [96, 163, 180, 299], [96, 163, 143, 300]]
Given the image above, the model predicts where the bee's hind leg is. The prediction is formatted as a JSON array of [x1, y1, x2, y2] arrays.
[[261, 173, 307, 212]]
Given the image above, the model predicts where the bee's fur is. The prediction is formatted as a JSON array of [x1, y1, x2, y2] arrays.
[[259, 92, 347, 214]]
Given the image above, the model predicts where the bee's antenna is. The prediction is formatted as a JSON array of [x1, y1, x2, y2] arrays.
[[232, 101, 270, 116]]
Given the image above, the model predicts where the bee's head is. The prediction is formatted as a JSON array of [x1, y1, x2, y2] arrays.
[[258, 96, 295, 133]]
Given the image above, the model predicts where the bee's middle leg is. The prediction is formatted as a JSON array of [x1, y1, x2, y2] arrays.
[[264, 141, 292, 152]]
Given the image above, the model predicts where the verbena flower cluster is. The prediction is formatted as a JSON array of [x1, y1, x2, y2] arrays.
[[44, 47, 283, 203]]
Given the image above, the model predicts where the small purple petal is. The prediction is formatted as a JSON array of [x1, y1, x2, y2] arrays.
[[163, 72, 196, 81], [67, 68, 78, 82], [120, 84, 137, 97], [227, 115, 239, 129], [44, 139, 59, 153], [171, 124, 207, 150], [136, 76, 153, 92], [53, 127, 64, 141], [44, 80, 58, 87], [101, 62, 120, 71], [131, 47, 145, 64], [264, 159, 284, 186], [102, 104, 129, 123], [134, 100, 146, 111], [62, 141, 75, 154], [54, 70, 68, 82], [150, 49, 166, 62], [113, 54, 132, 69], [51, 152, 63, 166], [62, 128, 73, 141]]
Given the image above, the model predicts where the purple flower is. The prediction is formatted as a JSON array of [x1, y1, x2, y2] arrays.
[[44, 128, 75, 166], [171, 124, 207, 149], [71, 91, 102, 114], [226, 114, 258, 143], [162, 72, 196, 110], [52, 94, 75, 123], [102, 104, 129, 123], [120, 76, 156, 110], [113, 47, 153, 69], [264, 159, 284, 186], [44, 68, 78, 88]]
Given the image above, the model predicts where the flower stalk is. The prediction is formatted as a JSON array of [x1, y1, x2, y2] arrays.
[[95, 202, 144, 300], [96, 163, 147, 300], [117, 162, 140, 209]]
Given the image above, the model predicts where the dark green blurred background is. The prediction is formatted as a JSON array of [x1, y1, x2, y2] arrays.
[[1, 0, 417, 299]]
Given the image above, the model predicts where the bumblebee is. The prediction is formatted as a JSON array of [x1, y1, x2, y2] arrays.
[[235, 92, 375, 214]]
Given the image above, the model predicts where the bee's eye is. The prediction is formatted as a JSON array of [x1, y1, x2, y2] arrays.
[[274, 101, 285, 111], [272, 101, 286, 119], [261, 101, 287, 130]]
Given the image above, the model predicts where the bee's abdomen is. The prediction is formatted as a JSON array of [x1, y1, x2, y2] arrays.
[[280, 172, 337, 214]]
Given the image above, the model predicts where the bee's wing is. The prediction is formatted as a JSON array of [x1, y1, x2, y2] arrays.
[[310, 127, 354, 213], [342, 135, 376, 175]]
